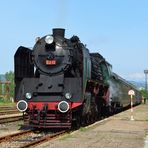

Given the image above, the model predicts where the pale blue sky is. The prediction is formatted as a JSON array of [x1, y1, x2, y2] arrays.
[[0, 0, 147, 81]]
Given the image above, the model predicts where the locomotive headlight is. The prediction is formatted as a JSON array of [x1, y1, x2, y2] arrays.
[[17, 100, 28, 112], [25, 93, 32, 99], [65, 93, 72, 100], [58, 101, 70, 113], [45, 35, 54, 44]]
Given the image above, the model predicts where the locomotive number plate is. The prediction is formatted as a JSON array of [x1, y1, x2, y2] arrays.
[[46, 60, 56, 65]]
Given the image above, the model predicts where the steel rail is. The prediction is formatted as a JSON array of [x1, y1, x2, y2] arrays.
[[0, 106, 16, 110], [20, 130, 67, 148], [0, 110, 19, 115], [0, 115, 23, 124], [0, 130, 33, 143]]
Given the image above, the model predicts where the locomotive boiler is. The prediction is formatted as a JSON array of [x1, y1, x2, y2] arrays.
[[14, 28, 141, 128]]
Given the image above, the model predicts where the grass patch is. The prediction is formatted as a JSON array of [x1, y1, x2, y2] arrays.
[[0, 97, 15, 106], [79, 127, 89, 132], [59, 133, 75, 140], [17, 123, 24, 128]]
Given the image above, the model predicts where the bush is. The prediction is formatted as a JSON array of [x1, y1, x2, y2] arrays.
[[0, 97, 15, 106], [140, 90, 148, 98]]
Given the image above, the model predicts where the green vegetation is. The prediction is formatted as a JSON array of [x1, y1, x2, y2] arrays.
[[59, 133, 75, 140], [79, 127, 89, 132], [0, 71, 14, 100], [140, 89, 148, 99], [17, 123, 24, 128], [5, 71, 14, 98], [0, 97, 15, 106]]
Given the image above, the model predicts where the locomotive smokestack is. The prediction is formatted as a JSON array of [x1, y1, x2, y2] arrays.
[[53, 28, 65, 38]]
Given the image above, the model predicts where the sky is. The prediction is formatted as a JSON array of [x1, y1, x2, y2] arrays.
[[0, 0, 148, 82]]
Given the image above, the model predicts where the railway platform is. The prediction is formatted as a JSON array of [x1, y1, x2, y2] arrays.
[[39, 104, 148, 148]]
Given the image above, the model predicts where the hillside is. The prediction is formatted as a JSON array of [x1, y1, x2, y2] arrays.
[[129, 81, 145, 90]]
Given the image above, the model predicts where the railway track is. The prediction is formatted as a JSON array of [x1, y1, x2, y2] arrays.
[[0, 106, 135, 147], [0, 114, 23, 124], [0, 110, 19, 115], [0, 106, 19, 115], [0, 130, 33, 143], [0, 106, 16, 110], [0, 129, 67, 147], [0, 105, 136, 147], [20, 130, 67, 148], [0, 111, 123, 148]]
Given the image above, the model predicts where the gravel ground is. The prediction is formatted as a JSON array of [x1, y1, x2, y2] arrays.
[[0, 121, 24, 137], [0, 131, 44, 148], [38, 104, 148, 148], [0, 113, 25, 137]]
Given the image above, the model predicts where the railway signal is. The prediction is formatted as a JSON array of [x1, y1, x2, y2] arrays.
[[128, 89, 135, 121]]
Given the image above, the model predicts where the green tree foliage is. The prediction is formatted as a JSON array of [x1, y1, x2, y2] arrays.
[[0, 83, 2, 96], [5, 71, 14, 98], [140, 89, 148, 98]]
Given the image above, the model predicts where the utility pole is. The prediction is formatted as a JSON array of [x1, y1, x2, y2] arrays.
[[144, 70, 148, 91]]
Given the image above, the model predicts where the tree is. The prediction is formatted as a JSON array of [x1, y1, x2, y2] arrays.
[[5, 71, 14, 98], [140, 89, 148, 98]]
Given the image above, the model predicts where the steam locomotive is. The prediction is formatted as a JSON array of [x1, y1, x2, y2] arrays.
[[14, 28, 141, 128]]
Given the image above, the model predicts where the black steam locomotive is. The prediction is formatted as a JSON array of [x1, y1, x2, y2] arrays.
[[14, 28, 141, 128]]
